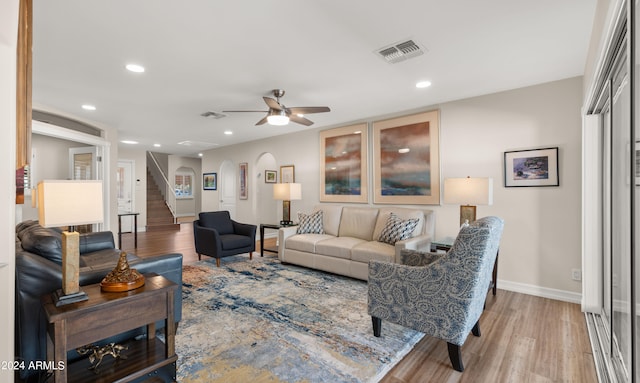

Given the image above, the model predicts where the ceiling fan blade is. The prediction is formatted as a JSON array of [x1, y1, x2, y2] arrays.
[[263, 97, 282, 111], [289, 114, 314, 126], [255, 116, 268, 125], [222, 110, 267, 113], [287, 106, 330, 115]]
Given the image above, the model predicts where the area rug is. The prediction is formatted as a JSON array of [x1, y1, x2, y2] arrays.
[[175, 254, 424, 383]]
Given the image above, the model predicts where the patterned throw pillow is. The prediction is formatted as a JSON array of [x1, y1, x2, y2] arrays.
[[378, 213, 419, 245], [296, 210, 324, 234]]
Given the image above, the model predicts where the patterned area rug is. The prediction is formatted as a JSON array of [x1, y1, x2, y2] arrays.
[[176, 254, 424, 383]]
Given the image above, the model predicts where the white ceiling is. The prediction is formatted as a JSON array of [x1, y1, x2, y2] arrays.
[[32, 1, 597, 157]]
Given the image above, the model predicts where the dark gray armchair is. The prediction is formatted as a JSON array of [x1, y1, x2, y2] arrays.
[[368, 216, 504, 372], [193, 211, 257, 267]]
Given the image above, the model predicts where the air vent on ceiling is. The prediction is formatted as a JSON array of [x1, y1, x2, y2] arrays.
[[201, 111, 227, 119], [376, 39, 425, 64], [177, 140, 219, 148]]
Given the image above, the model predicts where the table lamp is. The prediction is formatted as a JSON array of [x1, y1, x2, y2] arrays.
[[37, 180, 104, 306], [273, 183, 302, 225], [444, 177, 493, 226]]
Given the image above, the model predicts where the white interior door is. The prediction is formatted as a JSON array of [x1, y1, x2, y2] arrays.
[[220, 160, 237, 218], [117, 160, 135, 232]]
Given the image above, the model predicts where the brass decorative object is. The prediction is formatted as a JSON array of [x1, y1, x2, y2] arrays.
[[77, 343, 128, 374], [100, 252, 145, 292]]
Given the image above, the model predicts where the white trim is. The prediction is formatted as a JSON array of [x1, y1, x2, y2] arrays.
[[582, 114, 603, 313], [497, 279, 582, 304], [32, 119, 112, 230]]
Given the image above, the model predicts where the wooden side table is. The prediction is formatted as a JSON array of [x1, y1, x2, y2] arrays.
[[41, 273, 177, 382], [260, 223, 296, 256], [117, 212, 140, 248]]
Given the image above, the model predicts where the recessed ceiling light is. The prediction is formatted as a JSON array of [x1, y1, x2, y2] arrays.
[[416, 81, 432, 88], [224, 131, 233, 135], [82, 104, 96, 111], [121, 140, 138, 145], [198, 153, 203, 157], [153, 143, 161, 147], [126, 64, 145, 73], [354, 131, 362, 134]]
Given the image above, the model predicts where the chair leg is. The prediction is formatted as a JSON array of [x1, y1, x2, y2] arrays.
[[249, 251, 253, 260], [198, 253, 201, 261], [216, 258, 220, 267], [447, 342, 464, 372], [372, 316, 382, 337], [472, 320, 481, 337]]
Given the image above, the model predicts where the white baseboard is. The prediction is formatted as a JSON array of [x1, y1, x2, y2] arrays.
[[497, 279, 582, 304]]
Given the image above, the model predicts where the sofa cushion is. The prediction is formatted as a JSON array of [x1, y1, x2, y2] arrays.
[[338, 207, 379, 241], [297, 210, 324, 234], [378, 213, 420, 245], [373, 208, 425, 240], [315, 236, 366, 260], [351, 241, 395, 263], [286, 233, 335, 253], [314, 205, 343, 236]]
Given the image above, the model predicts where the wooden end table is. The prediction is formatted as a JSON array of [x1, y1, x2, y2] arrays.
[[260, 223, 296, 256], [41, 273, 177, 382]]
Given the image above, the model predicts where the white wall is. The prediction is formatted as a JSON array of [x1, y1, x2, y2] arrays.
[[202, 76, 583, 301], [2, 0, 19, 378]]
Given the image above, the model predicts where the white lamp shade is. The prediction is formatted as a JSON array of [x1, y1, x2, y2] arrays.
[[444, 177, 493, 206], [38, 180, 104, 227], [273, 183, 302, 200]]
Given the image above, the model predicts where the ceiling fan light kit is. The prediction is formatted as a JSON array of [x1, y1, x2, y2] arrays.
[[221, 89, 330, 127], [267, 109, 290, 126]]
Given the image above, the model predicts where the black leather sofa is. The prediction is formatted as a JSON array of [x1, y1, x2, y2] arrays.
[[15, 220, 183, 382]]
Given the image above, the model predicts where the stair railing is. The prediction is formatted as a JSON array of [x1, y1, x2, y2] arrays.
[[146, 151, 177, 223]]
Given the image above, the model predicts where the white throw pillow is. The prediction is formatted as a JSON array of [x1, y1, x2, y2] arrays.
[[296, 211, 324, 234]]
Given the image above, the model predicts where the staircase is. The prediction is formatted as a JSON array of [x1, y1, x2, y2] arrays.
[[146, 171, 180, 232]]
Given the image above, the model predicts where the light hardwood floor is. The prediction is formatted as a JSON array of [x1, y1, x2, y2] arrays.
[[120, 222, 598, 383]]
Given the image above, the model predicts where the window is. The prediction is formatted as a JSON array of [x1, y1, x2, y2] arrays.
[[175, 171, 193, 197]]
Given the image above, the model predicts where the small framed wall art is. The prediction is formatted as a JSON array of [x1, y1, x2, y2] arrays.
[[504, 147, 559, 187], [203, 173, 217, 190], [239, 163, 248, 199], [280, 165, 295, 183], [265, 170, 277, 183]]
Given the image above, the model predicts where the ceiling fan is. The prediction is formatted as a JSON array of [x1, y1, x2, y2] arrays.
[[222, 89, 330, 126]]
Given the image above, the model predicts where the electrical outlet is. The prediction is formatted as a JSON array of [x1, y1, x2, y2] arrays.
[[571, 268, 582, 281]]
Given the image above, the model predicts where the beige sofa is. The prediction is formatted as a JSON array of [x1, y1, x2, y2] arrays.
[[278, 204, 435, 280]]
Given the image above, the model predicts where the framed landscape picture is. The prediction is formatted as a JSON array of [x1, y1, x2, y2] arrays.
[[319, 123, 368, 203], [504, 147, 559, 187], [265, 170, 277, 183], [239, 162, 248, 199], [372, 110, 440, 204], [203, 173, 217, 190]]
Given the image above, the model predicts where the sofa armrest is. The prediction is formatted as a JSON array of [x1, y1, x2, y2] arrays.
[[278, 226, 298, 259], [393, 233, 433, 263], [193, 222, 223, 256], [232, 220, 257, 239], [130, 253, 183, 323]]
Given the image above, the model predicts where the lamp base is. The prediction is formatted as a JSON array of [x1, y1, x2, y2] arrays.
[[52, 289, 89, 307], [459, 205, 477, 226], [280, 220, 294, 226]]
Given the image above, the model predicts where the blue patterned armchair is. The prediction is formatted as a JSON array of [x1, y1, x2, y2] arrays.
[[367, 216, 504, 372]]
